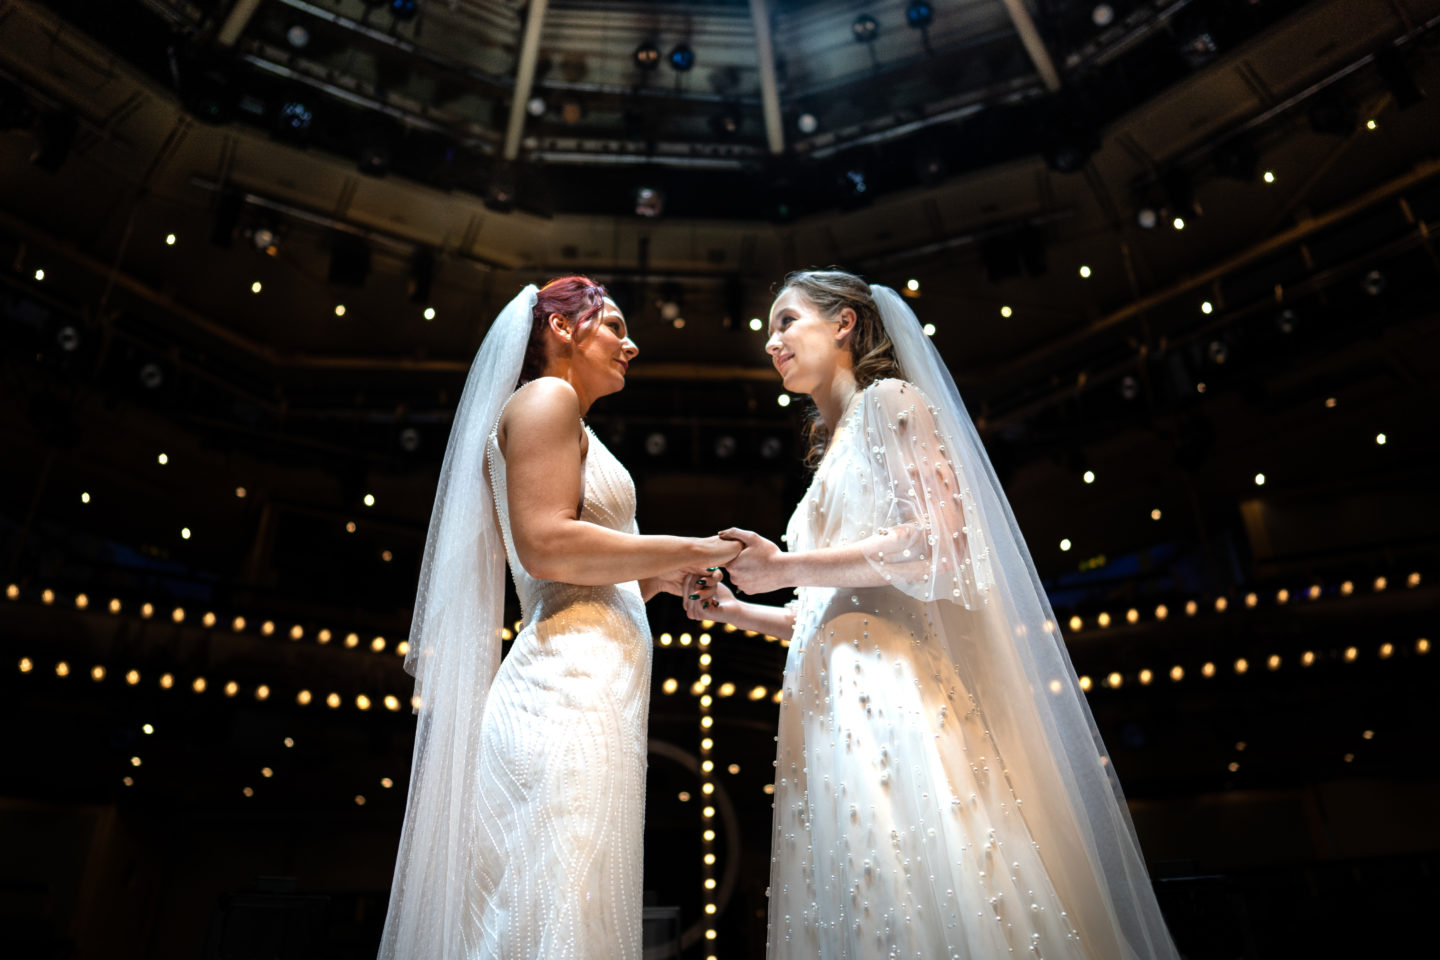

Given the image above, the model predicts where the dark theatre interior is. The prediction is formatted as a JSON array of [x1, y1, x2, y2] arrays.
[[2, 0, 1439, 956]]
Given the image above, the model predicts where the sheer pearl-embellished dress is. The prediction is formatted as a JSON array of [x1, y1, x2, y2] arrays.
[[467, 422, 652, 960], [767, 379, 1090, 960]]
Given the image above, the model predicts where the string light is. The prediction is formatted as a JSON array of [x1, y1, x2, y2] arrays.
[[777, 394, 791, 407], [1000, 305, 1013, 318], [166, 233, 177, 245], [424, 307, 437, 321], [334, 304, 346, 317], [1078, 265, 1091, 278]]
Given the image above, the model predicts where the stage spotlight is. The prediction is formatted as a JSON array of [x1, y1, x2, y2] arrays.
[[139, 363, 164, 390], [357, 130, 395, 177], [1179, 30, 1218, 68], [390, 0, 419, 21], [796, 112, 818, 134], [560, 98, 585, 124], [485, 164, 517, 213], [852, 14, 879, 43], [286, 24, 310, 48], [251, 225, 279, 255], [275, 99, 314, 140], [635, 187, 664, 218], [841, 168, 868, 198], [634, 42, 661, 71], [1091, 4, 1114, 27], [1362, 270, 1385, 296], [710, 108, 741, 137], [905, 1, 934, 29], [669, 44, 695, 72]]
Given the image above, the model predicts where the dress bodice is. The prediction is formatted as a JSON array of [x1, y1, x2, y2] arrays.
[[487, 421, 640, 622]]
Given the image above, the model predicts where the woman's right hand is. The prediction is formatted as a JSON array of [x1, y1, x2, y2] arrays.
[[691, 534, 743, 572], [683, 572, 736, 622]]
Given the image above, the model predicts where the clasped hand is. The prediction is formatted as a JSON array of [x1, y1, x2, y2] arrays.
[[681, 527, 790, 619]]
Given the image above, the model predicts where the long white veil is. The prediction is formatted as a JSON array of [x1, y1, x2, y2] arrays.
[[870, 284, 1180, 959], [378, 285, 538, 959]]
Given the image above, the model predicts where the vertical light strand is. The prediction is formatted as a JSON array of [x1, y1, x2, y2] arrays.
[[698, 631, 717, 955]]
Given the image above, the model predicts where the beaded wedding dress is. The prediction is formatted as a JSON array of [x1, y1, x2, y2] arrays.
[[766, 378, 1171, 960], [463, 421, 652, 960]]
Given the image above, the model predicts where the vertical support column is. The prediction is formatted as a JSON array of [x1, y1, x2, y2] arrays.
[[503, 0, 551, 161], [216, 0, 265, 48], [748, 0, 786, 155], [697, 630, 719, 956], [998, 0, 1062, 93]]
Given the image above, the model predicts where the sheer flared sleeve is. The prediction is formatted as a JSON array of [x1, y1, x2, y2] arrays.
[[858, 378, 993, 607]]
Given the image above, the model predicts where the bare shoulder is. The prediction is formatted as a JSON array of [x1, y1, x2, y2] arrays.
[[499, 377, 582, 450]]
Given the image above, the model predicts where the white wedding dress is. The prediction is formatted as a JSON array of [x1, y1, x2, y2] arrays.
[[767, 379, 1095, 960], [465, 422, 652, 960]]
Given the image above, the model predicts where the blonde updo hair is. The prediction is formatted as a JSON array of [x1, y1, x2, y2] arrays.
[[774, 269, 903, 467]]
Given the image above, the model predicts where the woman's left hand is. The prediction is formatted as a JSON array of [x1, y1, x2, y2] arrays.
[[641, 569, 689, 601], [718, 528, 794, 595]]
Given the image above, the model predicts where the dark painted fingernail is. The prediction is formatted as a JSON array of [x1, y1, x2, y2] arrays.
[[706, 567, 719, 572], [696, 579, 707, 587], [688, 594, 700, 600]]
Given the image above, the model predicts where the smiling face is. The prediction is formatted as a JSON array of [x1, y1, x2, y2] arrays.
[[766, 287, 854, 396], [567, 297, 637, 400]]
